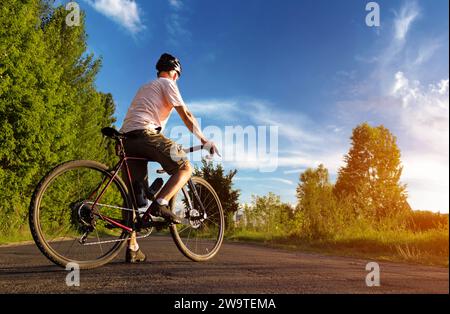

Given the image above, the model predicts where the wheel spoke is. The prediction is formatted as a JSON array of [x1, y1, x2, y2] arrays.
[[205, 217, 220, 228], [206, 211, 219, 219], [65, 238, 78, 256], [177, 224, 191, 234], [95, 229, 104, 255], [203, 195, 215, 211], [186, 227, 193, 246]]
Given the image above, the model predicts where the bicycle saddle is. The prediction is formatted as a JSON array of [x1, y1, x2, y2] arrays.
[[101, 127, 124, 139]]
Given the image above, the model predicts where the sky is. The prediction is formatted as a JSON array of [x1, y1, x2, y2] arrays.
[[66, 0, 449, 213]]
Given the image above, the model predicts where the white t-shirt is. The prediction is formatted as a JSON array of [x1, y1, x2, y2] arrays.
[[121, 77, 186, 133]]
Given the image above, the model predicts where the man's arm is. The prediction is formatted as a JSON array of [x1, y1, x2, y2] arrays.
[[174, 106, 221, 156], [175, 105, 208, 144]]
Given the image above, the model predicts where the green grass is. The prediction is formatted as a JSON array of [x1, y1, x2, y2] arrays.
[[226, 227, 449, 267], [0, 227, 33, 246]]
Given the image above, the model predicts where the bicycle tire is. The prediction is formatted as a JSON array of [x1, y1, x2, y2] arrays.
[[29, 160, 132, 269], [170, 176, 224, 262]]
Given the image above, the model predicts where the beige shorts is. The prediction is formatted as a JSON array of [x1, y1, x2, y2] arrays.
[[123, 129, 188, 179]]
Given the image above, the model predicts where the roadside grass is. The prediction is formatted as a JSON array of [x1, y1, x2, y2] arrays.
[[0, 227, 33, 246], [226, 227, 449, 267]]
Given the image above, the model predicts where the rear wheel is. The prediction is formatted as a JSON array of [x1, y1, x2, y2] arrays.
[[170, 177, 224, 261], [29, 160, 132, 269]]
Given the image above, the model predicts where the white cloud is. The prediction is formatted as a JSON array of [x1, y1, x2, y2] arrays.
[[235, 177, 295, 185], [248, 101, 323, 145], [392, 71, 410, 96], [394, 1, 420, 41], [392, 73, 448, 211], [283, 168, 307, 175], [352, 2, 423, 97], [168, 0, 183, 10], [413, 41, 442, 66], [171, 98, 346, 175], [392, 72, 449, 155], [188, 99, 323, 145], [188, 100, 239, 120], [166, 0, 191, 45], [84, 0, 144, 34]]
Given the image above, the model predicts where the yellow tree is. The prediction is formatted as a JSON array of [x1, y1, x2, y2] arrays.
[[334, 123, 410, 223]]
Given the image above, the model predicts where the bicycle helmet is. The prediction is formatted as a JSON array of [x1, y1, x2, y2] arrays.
[[156, 53, 182, 77]]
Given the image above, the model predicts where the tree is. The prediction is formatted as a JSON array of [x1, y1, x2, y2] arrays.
[[0, 1, 117, 236], [0, 0, 64, 230], [296, 164, 343, 238], [193, 160, 240, 229], [334, 123, 410, 222], [39, 5, 116, 164], [244, 192, 294, 234]]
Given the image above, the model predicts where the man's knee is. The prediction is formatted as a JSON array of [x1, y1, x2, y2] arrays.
[[179, 161, 193, 175]]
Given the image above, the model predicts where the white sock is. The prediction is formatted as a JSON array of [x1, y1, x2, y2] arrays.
[[156, 198, 169, 206], [129, 243, 139, 252]]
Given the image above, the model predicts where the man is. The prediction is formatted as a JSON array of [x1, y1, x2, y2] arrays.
[[120, 53, 220, 263]]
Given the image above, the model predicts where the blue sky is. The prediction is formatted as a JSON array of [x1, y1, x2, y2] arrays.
[[71, 0, 448, 212]]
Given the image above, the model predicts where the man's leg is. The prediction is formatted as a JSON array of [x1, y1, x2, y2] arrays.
[[141, 161, 192, 224], [156, 161, 193, 204], [126, 230, 146, 263], [124, 159, 148, 206]]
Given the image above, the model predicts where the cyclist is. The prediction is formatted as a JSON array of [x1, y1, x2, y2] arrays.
[[120, 53, 220, 263]]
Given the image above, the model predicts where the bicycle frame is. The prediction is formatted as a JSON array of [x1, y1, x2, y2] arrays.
[[86, 156, 143, 233], [86, 137, 204, 234]]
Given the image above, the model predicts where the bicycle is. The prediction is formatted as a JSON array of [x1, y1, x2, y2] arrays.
[[29, 127, 224, 269]]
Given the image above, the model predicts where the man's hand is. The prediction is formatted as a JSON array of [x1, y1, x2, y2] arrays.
[[203, 141, 221, 157]]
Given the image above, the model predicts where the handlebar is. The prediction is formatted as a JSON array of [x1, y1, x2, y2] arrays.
[[182, 144, 204, 154], [182, 144, 217, 156]]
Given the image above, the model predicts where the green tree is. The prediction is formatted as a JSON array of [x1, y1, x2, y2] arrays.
[[244, 192, 293, 235], [194, 160, 240, 229], [295, 164, 344, 238], [0, 1, 117, 237], [39, 5, 116, 164], [334, 123, 410, 222], [0, 0, 64, 230]]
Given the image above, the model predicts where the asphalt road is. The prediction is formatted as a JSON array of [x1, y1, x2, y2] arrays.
[[0, 236, 448, 294]]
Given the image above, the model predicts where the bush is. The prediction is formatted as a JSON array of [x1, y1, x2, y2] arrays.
[[407, 210, 449, 232], [241, 193, 294, 236]]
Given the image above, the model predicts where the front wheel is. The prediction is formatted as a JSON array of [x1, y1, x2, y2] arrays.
[[170, 177, 224, 261]]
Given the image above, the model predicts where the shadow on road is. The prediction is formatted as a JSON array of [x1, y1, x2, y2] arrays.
[[0, 265, 66, 276]]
